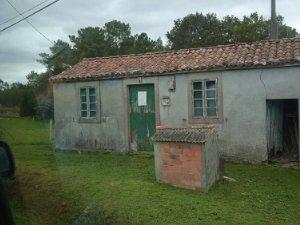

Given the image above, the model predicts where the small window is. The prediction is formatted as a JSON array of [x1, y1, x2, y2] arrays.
[[80, 87, 97, 118], [192, 79, 217, 118]]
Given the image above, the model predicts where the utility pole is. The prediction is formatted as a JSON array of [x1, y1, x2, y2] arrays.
[[270, 0, 278, 39]]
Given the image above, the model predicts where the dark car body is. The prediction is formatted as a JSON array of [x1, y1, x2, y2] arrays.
[[0, 140, 15, 225], [0, 141, 15, 178]]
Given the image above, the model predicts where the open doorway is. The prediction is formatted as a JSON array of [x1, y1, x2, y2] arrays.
[[266, 99, 299, 166]]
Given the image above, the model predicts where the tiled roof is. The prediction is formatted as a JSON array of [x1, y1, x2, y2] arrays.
[[152, 127, 215, 144], [50, 38, 300, 82]]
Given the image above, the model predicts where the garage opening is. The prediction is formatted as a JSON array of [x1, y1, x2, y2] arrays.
[[266, 99, 299, 165]]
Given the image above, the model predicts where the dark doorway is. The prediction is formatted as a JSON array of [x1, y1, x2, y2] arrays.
[[266, 99, 299, 165]]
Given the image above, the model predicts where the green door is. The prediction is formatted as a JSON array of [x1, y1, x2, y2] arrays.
[[129, 84, 156, 151]]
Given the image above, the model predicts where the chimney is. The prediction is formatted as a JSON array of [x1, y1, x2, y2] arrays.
[[270, 0, 278, 39]]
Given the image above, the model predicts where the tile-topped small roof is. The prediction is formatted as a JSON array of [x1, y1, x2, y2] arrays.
[[152, 126, 215, 144], [50, 38, 300, 83]]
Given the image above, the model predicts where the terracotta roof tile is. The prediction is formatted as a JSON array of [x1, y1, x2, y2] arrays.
[[50, 38, 300, 82]]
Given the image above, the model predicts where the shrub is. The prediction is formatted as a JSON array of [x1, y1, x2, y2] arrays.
[[19, 89, 37, 117]]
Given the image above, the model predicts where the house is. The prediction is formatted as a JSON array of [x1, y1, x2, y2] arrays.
[[50, 38, 300, 163]]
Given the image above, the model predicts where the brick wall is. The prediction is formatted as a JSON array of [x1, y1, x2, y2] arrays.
[[155, 142, 204, 190]]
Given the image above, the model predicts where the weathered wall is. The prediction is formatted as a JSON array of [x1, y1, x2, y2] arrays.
[[53, 66, 300, 161], [158, 75, 189, 126], [157, 72, 222, 126], [220, 67, 300, 162], [203, 132, 221, 191], [53, 80, 127, 152], [156, 67, 300, 162]]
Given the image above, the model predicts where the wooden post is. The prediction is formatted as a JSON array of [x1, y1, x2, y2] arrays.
[[49, 119, 53, 141]]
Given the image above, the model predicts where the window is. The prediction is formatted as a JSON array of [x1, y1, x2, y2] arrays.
[[192, 79, 217, 118], [80, 87, 97, 118]]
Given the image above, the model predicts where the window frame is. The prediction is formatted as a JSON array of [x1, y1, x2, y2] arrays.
[[79, 86, 98, 121], [190, 77, 220, 123]]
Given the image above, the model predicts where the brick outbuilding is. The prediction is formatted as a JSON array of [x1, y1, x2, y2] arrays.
[[152, 126, 221, 191]]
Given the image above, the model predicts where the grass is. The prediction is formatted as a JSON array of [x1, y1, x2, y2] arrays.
[[1, 117, 300, 225]]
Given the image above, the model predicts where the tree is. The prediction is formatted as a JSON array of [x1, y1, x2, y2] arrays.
[[39, 20, 167, 73], [276, 15, 298, 38], [69, 27, 108, 60], [0, 72, 51, 118], [26, 71, 50, 95], [167, 12, 299, 49], [225, 13, 269, 43], [167, 13, 223, 49], [38, 40, 74, 75], [68, 21, 134, 60], [0, 82, 25, 107], [19, 87, 37, 117], [0, 79, 9, 91], [104, 20, 133, 55], [132, 33, 165, 53]]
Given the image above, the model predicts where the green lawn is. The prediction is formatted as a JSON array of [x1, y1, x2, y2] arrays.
[[1, 117, 300, 225]]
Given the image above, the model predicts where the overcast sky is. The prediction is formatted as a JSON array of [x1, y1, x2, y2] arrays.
[[0, 0, 299, 83]]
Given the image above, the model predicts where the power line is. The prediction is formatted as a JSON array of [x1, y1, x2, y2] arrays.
[[0, 0, 51, 26], [0, 0, 60, 33], [5, 0, 54, 44], [2, 0, 68, 65]]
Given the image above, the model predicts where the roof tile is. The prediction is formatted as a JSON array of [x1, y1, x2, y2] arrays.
[[50, 38, 300, 82]]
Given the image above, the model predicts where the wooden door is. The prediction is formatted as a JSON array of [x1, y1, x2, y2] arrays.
[[129, 84, 156, 151]]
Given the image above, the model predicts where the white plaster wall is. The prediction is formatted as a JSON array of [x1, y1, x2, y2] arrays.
[[220, 67, 300, 162], [53, 66, 300, 161], [158, 75, 189, 126], [53, 80, 127, 152]]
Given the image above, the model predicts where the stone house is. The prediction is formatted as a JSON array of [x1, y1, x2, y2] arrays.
[[50, 38, 300, 163]]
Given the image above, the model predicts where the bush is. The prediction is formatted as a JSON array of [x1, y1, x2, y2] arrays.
[[0, 106, 19, 118], [19, 89, 37, 117]]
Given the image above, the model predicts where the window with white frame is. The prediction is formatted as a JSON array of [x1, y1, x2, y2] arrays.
[[80, 87, 97, 118], [192, 79, 217, 118]]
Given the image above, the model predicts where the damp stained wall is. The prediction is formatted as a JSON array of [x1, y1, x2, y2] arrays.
[[220, 67, 300, 162], [53, 66, 300, 162], [53, 80, 127, 152]]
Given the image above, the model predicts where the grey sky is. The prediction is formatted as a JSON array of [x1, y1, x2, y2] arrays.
[[0, 0, 299, 83]]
